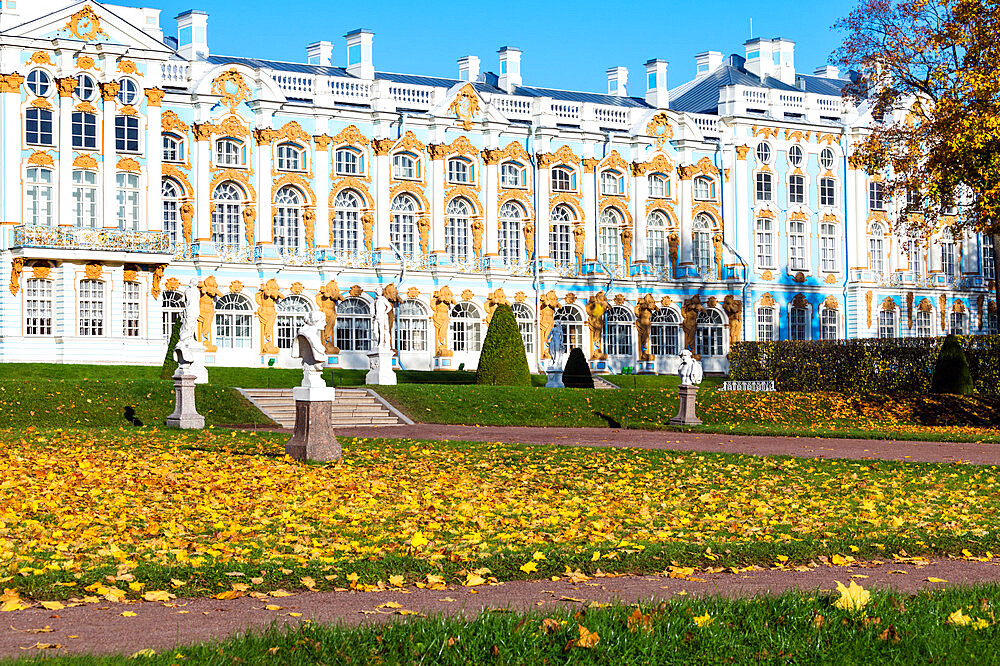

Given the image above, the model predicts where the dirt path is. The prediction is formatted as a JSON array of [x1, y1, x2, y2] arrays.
[[330, 424, 1000, 465], [5, 558, 999, 658]]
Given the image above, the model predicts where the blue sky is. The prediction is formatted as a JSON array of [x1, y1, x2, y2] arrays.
[[117, 0, 858, 92]]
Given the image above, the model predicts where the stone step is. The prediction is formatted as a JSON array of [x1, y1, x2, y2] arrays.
[[238, 387, 411, 428]]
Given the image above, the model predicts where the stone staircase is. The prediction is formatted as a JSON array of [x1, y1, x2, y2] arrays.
[[239, 388, 412, 428]]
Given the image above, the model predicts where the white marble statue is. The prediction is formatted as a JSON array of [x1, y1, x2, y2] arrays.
[[373, 292, 393, 351], [178, 278, 200, 344], [292, 310, 328, 387], [677, 349, 704, 386], [546, 325, 564, 366]]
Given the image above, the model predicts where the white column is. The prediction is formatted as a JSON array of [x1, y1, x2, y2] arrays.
[[101, 82, 119, 229], [484, 158, 499, 260], [429, 155, 446, 261], [313, 136, 331, 249], [145, 90, 163, 232], [192, 125, 211, 242], [256, 136, 273, 245], [373, 140, 392, 255], [57, 78, 74, 227], [0, 74, 24, 233], [732, 147, 751, 276], [632, 163, 648, 263], [535, 159, 550, 262], [582, 162, 596, 261], [677, 171, 694, 272]]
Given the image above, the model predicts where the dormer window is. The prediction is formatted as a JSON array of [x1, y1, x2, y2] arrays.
[[392, 152, 420, 180], [501, 161, 526, 188], [276, 142, 305, 172], [447, 156, 474, 185], [600, 169, 624, 196], [216, 138, 246, 167], [648, 173, 669, 198], [551, 166, 576, 193], [335, 146, 364, 176], [162, 133, 184, 163], [694, 175, 716, 200], [116, 78, 140, 105]]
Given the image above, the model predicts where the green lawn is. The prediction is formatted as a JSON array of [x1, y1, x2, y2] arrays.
[[7, 585, 999, 665]]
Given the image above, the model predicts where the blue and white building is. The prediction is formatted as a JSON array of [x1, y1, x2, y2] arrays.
[[0, 1, 993, 372]]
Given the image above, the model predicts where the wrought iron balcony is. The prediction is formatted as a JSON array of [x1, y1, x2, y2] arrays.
[[13, 225, 171, 253]]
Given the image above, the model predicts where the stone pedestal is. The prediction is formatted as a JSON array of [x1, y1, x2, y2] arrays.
[[366, 349, 397, 385], [669, 384, 702, 425], [165, 371, 204, 429], [175, 342, 208, 384], [637, 360, 656, 374], [285, 386, 340, 462], [545, 369, 565, 388]]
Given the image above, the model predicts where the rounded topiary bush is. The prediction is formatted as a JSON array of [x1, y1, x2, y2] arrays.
[[930, 334, 974, 394], [563, 347, 594, 389], [160, 316, 182, 380], [475, 304, 530, 386]]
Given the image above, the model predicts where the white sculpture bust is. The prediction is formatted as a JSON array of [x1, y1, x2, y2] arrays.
[[677, 349, 703, 386], [292, 310, 327, 387], [373, 292, 392, 351]]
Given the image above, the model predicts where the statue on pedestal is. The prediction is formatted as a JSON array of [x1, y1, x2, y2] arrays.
[[373, 291, 393, 351], [671, 349, 703, 425], [677, 349, 703, 386], [292, 311, 328, 388]]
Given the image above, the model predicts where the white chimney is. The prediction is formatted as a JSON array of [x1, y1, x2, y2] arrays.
[[772, 38, 796, 85], [498, 47, 521, 93], [743, 38, 774, 80], [645, 59, 668, 108], [307, 41, 333, 67], [458, 55, 480, 82], [695, 51, 723, 78], [345, 29, 374, 79], [814, 64, 840, 79], [606, 66, 628, 97], [175, 10, 208, 60]]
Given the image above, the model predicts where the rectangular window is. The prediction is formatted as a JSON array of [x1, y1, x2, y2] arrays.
[[907, 239, 922, 274], [941, 242, 957, 278], [116, 173, 140, 230], [757, 307, 775, 341], [820, 224, 837, 272], [550, 224, 571, 265], [869, 236, 885, 273], [72, 170, 98, 228], [821, 308, 838, 340], [25, 108, 54, 146], [72, 112, 98, 150], [115, 116, 140, 152], [123, 281, 140, 337], [755, 173, 772, 202], [819, 178, 836, 207], [984, 236, 996, 281], [878, 310, 895, 338], [916, 310, 932, 337], [756, 218, 774, 268], [869, 182, 886, 211], [788, 175, 805, 205], [789, 307, 808, 340], [648, 229, 666, 269], [25, 279, 53, 336], [789, 221, 806, 271], [79, 280, 104, 336]]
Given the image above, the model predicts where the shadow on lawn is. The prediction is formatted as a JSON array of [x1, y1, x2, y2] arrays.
[[861, 394, 1000, 427]]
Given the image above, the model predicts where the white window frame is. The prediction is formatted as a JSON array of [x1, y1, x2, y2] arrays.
[[276, 142, 305, 172], [25, 278, 53, 336], [78, 279, 105, 336], [72, 169, 98, 228], [392, 152, 420, 180], [756, 306, 776, 342], [215, 138, 247, 168], [116, 172, 140, 230], [756, 217, 775, 269], [123, 280, 141, 338]]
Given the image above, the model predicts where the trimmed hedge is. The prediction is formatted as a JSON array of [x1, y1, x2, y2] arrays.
[[475, 304, 531, 386], [563, 347, 595, 389], [931, 335, 974, 394], [729, 335, 1000, 394], [160, 316, 182, 380]]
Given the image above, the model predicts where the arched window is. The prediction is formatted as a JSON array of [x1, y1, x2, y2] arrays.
[[335, 146, 364, 176], [757, 306, 776, 342], [25, 278, 53, 336], [72, 170, 98, 228], [878, 309, 896, 338], [941, 228, 957, 278], [511, 302, 533, 353], [554, 305, 584, 353], [276, 142, 305, 171], [25, 167, 54, 226], [211, 182, 244, 246], [216, 138, 246, 167], [789, 306, 808, 340], [694, 176, 715, 200], [600, 169, 624, 196], [756, 217, 775, 268], [650, 308, 680, 356], [336, 297, 371, 351], [692, 214, 713, 275], [604, 306, 633, 356], [599, 208, 623, 267], [916, 308, 933, 337], [214, 293, 253, 348], [116, 77, 140, 105], [162, 179, 181, 244], [162, 133, 184, 163], [396, 300, 428, 352], [390, 194, 418, 257], [274, 186, 303, 249], [25, 108, 54, 146], [116, 172, 140, 230], [447, 157, 474, 184], [551, 166, 576, 193], [647, 211, 668, 270], [445, 198, 471, 263], [869, 222, 886, 273], [501, 161, 526, 188], [72, 111, 97, 149], [821, 308, 839, 340], [788, 218, 806, 271], [161, 289, 185, 337], [392, 152, 420, 180], [648, 173, 669, 198], [78, 279, 105, 336], [950, 311, 966, 335], [696, 309, 724, 356], [277, 295, 311, 349], [499, 201, 524, 265], [331, 190, 361, 254], [450, 302, 481, 352], [549, 205, 574, 266], [26, 69, 52, 97], [820, 222, 837, 272]]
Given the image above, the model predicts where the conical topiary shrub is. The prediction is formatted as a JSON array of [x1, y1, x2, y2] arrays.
[[475, 304, 531, 386], [562, 347, 594, 389], [930, 334, 974, 394], [160, 316, 182, 380]]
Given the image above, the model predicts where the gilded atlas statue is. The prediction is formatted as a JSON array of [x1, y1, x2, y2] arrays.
[[431, 286, 457, 357], [586, 291, 609, 360], [255, 278, 283, 354], [722, 295, 743, 346], [634, 293, 658, 361], [315, 280, 344, 354], [680, 294, 704, 353], [197, 276, 222, 352]]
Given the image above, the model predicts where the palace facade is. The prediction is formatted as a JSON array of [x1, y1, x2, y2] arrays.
[[0, 1, 994, 373]]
